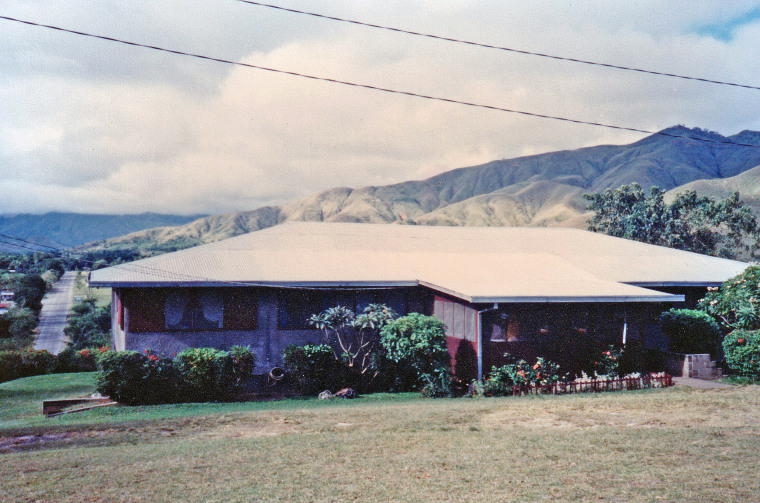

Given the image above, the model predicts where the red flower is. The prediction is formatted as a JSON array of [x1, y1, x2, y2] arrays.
[[533, 363, 540, 370], [79, 349, 90, 357], [738, 338, 746, 344]]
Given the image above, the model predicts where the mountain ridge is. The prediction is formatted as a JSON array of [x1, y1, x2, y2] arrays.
[[78, 126, 760, 253]]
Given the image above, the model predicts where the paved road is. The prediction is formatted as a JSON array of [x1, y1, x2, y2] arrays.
[[35, 271, 77, 354]]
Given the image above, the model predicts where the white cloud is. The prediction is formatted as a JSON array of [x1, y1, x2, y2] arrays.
[[1, 0, 759, 214]]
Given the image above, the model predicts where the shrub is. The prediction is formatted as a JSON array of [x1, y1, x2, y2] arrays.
[[594, 346, 623, 377], [97, 350, 179, 405], [282, 344, 346, 395], [229, 345, 256, 387], [420, 368, 452, 398], [96, 351, 151, 405], [18, 348, 55, 377], [0, 348, 56, 382], [722, 330, 760, 380], [660, 309, 722, 355], [174, 348, 235, 402], [0, 351, 23, 383], [480, 355, 563, 396], [380, 313, 452, 395]]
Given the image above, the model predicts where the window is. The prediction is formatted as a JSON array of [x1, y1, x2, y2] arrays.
[[165, 290, 223, 331], [278, 291, 325, 330]]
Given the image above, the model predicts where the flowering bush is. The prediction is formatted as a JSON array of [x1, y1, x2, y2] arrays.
[[594, 346, 623, 377], [722, 330, 760, 380], [701, 265, 760, 330], [174, 347, 236, 402], [479, 354, 562, 396]]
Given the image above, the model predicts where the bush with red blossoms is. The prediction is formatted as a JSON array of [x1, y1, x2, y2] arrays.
[[723, 330, 760, 380]]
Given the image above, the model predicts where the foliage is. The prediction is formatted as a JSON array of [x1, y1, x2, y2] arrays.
[[701, 265, 760, 331], [228, 345, 256, 387], [722, 330, 760, 380], [54, 346, 110, 373], [659, 308, 722, 355], [0, 307, 38, 341], [0, 348, 55, 383], [97, 350, 180, 405], [594, 346, 623, 377], [308, 303, 397, 390], [420, 368, 452, 398], [97, 351, 160, 405], [282, 343, 347, 395], [480, 355, 563, 396], [14, 274, 47, 313], [96, 347, 254, 405], [174, 348, 236, 402], [65, 300, 111, 351], [380, 313, 451, 393], [585, 183, 759, 259]]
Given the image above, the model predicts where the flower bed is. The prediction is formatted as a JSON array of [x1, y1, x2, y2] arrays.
[[507, 372, 672, 396]]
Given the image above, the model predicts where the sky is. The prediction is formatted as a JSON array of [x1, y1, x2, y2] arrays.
[[2, 1, 760, 215]]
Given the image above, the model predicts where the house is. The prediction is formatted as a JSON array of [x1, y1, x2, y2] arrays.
[[0, 291, 15, 314], [88, 222, 747, 379]]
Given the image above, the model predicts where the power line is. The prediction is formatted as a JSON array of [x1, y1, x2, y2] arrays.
[[3, 15, 759, 150], [233, 0, 760, 91]]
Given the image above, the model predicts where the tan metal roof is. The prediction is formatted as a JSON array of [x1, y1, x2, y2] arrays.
[[89, 222, 749, 303]]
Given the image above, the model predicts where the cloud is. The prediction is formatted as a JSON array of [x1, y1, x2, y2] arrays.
[[1, 0, 759, 214]]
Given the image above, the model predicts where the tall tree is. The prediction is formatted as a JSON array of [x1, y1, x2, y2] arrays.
[[585, 183, 759, 259]]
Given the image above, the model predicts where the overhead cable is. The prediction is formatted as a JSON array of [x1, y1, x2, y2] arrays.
[[1, 15, 759, 150], [234, 0, 760, 91]]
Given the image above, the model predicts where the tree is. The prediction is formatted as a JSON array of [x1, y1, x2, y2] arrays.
[[585, 183, 759, 259], [308, 303, 397, 383], [700, 264, 760, 331], [14, 274, 47, 313]]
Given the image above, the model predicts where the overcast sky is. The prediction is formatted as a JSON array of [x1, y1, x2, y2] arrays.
[[2, 1, 760, 215]]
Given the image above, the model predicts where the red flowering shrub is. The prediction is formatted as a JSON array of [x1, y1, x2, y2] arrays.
[[723, 330, 760, 379], [595, 346, 623, 377], [480, 354, 562, 396]]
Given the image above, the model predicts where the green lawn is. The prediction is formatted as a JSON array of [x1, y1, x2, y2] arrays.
[[1, 374, 759, 502], [73, 271, 111, 308]]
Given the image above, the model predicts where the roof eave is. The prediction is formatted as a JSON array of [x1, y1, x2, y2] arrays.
[[469, 294, 685, 304], [88, 280, 420, 289]]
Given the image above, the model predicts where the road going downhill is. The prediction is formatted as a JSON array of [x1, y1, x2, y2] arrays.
[[34, 271, 76, 354]]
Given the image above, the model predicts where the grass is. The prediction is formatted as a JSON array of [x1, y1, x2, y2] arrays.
[[720, 375, 760, 385], [1, 374, 759, 502], [74, 271, 111, 308]]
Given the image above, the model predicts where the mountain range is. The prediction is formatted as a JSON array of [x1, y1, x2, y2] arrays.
[[79, 126, 760, 254], [0, 213, 205, 252]]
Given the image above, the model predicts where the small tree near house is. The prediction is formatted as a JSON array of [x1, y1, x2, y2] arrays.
[[308, 303, 397, 387]]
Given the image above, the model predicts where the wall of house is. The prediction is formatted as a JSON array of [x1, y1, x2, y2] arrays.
[[115, 286, 432, 372], [111, 289, 126, 351], [481, 302, 666, 376], [429, 295, 672, 379], [432, 294, 479, 381]]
